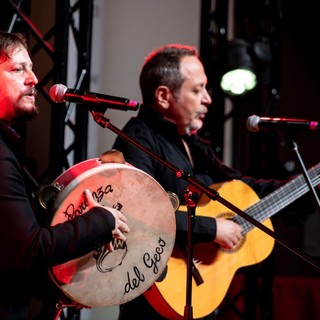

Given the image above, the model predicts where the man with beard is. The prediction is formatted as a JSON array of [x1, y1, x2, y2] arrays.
[[0, 31, 130, 319]]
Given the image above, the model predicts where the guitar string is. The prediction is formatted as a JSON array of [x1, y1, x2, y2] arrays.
[[242, 169, 320, 234], [246, 172, 320, 233], [233, 163, 320, 235]]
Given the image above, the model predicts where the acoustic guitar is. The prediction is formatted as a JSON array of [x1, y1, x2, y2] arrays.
[[144, 163, 320, 319]]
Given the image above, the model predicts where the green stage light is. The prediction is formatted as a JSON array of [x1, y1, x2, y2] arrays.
[[220, 39, 258, 96]]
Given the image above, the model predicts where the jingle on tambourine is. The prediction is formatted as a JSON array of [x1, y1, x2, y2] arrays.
[[166, 191, 180, 211]]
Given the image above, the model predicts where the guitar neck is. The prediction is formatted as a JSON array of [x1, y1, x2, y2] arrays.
[[233, 163, 320, 235]]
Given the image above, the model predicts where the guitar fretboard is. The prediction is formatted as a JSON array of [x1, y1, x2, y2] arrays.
[[233, 163, 320, 235]]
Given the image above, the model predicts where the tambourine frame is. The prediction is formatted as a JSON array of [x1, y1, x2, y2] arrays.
[[48, 159, 176, 308]]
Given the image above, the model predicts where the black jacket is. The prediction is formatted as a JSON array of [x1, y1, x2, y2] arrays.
[[0, 121, 115, 319]]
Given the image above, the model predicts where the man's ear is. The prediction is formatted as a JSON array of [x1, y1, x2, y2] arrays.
[[155, 86, 171, 109]]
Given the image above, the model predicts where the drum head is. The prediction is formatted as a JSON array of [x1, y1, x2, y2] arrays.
[[49, 160, 176, 307]]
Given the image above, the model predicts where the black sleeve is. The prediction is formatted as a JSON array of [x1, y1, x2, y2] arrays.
[[37, 207, 115, 266], [0, 142, 116, 271], [175, 210, 217, 247]]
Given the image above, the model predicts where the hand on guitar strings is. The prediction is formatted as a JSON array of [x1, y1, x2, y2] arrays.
[[214, 217, 242, 250], [84, 189, 130, 252]]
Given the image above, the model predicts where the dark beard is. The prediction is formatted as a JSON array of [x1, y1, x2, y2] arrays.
[[14, 105, 39, 124]]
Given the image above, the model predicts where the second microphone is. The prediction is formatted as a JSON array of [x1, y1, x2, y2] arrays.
[[246, 115, 319, 132]]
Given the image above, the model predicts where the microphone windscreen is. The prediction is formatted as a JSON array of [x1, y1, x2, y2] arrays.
[[49, 84, 67, 103], [246, 115, 260, 132]]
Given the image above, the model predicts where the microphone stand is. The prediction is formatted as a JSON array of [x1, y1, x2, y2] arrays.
[[90, 111, 320, 319], [289, 137, 320, 210], [183, 187, 199, 320]]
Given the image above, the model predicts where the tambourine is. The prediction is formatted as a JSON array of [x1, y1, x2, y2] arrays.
[[47, 158, 176, 308]]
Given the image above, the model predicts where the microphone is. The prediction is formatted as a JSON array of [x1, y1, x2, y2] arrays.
[[49, 84, 140, 112], [246, 115, 319, 132]]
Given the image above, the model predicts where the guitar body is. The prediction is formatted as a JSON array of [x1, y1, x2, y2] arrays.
[[144, 180, 275, 319]]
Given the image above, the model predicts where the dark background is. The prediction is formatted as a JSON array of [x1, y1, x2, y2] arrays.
[[1, 0, 320, 319]]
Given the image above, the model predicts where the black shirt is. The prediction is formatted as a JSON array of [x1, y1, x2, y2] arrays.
[[113, 106, 283, 243]]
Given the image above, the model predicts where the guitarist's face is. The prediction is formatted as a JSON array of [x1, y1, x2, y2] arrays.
[[164, 56, 212, 136]]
